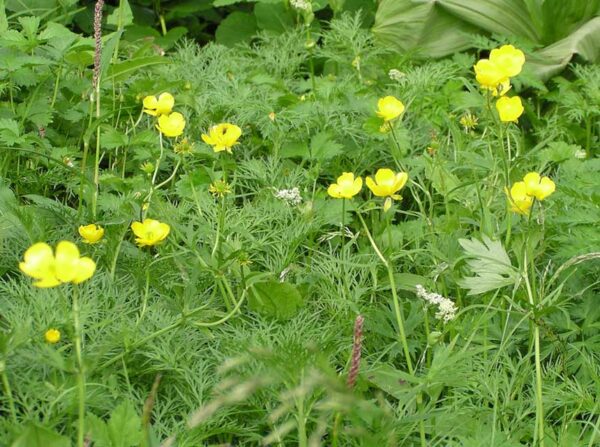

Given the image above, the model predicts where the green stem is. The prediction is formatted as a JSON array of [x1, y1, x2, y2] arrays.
[[71, 287, 86, 447], [356, 213, 412, 374], [523, 248, 544, 447], [1, 368, 17, 423], [143, 133, 165, 218]]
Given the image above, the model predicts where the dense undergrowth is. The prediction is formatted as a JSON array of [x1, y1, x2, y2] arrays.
[[1, 6, 600, 447]]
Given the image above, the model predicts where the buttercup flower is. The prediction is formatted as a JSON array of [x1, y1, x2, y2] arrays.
[[489, 45, 525, 78], [376, 96, 405, 122], [327, 172, 363, 199], [156, 112, 186, 138], [78, 224, 104, 244], [19, 241, 96, 288], [143, 93, 174, 116], [505, 181, 534, 215], [366, 168, 408, 212], [45, 328, 61, 344], [496, 96, 524, 122], [201, 123, 242, 153], [523, 172, 555, 201], [131, 219, 170, 247], [474, 58, 508, 91]]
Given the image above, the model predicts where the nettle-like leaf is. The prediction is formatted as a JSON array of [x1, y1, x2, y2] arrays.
[[458, 235, 519, 295], [248, 278, 304, 320], [87, 401, 143, 447]]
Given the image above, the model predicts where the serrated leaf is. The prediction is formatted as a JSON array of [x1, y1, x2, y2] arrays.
[[310, 131, 343, 161], [107, 401, 143, 447], [215, 11, 258, 47], [458, 235, 519, 295], [11, 424, 70, 447], [249, 279, 303, 320], [106, 0, 133, 28], [0, 118, 21, 146]]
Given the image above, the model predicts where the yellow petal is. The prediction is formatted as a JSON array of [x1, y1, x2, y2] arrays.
[[54, 241, 81, 283], [143, 95, 158, 110], [374, 168, 396, 187], [496, 96, 524, 123], [327, 184, 342, 198], [19, 242, 55, 280], [393, 172, 408, 191], [72, 257, 96, 284]]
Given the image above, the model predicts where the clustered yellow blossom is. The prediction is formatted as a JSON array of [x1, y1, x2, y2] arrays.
[[78, 224, 104, 244], [474, 45, 526, 122], [376, 96, 405, 122], [506, 172, 556, 215], [366, 168, 408, 212], [45, 328, 61, 344], [142, 92, 186, 138], [19, 241, 96, 288], [327, 168, 409, 212], [201, 123, 242, 153], [327, 172, 363, 199], [131, 219, 171, 247]]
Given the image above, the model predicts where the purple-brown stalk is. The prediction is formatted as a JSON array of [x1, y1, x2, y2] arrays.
[[92, 0, 104, 91], [347, 315, 364, 389]]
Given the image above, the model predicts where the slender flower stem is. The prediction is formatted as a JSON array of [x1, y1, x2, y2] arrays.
[[356, 212, 413, 374], [1, 368, 17, 423], [523, 249, 545, 447], [70, 287, 86, 447], [143, 133, 166, 218]]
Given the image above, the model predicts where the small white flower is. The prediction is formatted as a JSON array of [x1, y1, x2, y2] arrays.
[[574, 149, 587, 159], [415, 284, 457, 323], [275, 187, 303, 206], [388, 69, 405, 82], [290, 0, 312, 12]]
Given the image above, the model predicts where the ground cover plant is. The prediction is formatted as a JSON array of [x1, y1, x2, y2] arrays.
[[1, 1, 600, 446]]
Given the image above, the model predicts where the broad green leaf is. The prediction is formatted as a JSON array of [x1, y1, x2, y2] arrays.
[[255, 2, 294, 33], [0, 118, 21, 146], [458, 235, 519, 295], [18, 16, 40, 39], [101, 125, 129, 149], [215, 11, 258, 47], [105, 56, 171, 83], [310, 131, 343, 161], [107, 401, 143, 447], [365, 364, 420, 402], [10, 424, 70, 447], [106, 0, 134, 29], [248, 279, 304, 320], [373, 0, 600, 79]]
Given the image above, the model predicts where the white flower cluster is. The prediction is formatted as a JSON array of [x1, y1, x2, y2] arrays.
[[275, 187, 302, 205], [388, 69, 405, 82], [290, 0, 312, 12], [415, 284, 457, 323]]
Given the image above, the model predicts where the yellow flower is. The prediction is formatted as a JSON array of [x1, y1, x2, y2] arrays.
[[143, 93, 174, 116], [496, 96, 524, 122], [45, 328, 61, 344], [201, 123, 242, 153], [19, 241, 96, 288], [376, 96, 405, 122], [474, 58, 508, 91], [327, 172, 363, 199], [505, 182, 534, 215], [131, 219, 170, 247], [523, 172, 555, 201], [489, 45, 525, 78], [78, 224, 104, 244], [365, 168, 408, 212], [156, 112, 186, 138], [142, 93, 175, 116]]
